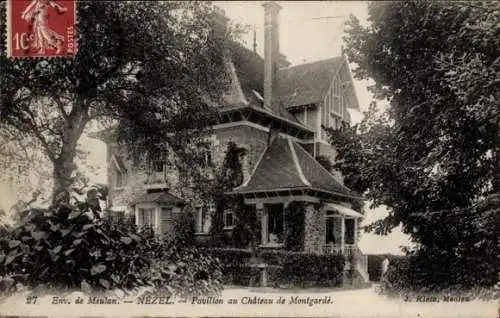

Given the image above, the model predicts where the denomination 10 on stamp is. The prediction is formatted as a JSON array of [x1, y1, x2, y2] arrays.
[[7, 0, 77, 58]]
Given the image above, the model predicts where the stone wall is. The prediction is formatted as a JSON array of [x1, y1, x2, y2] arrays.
[[107, 143, 181, 213], [213, 124, 269, 184], [106, 123, 270, 215], [303, 203, 326, 252]]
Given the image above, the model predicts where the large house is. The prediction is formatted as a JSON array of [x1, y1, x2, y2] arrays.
[[93, 2, 368, 282]]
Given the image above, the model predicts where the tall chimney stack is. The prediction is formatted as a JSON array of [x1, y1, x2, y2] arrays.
[[262, 1, 282, 114]]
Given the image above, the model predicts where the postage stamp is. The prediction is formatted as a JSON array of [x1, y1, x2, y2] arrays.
[[6, 0, 76, 58], [0, 1, 498, 318]]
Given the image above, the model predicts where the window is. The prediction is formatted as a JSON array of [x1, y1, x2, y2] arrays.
[[138, 207, 156, 229], [201, 149, 213, 168], [325, 212, 342, 244], [153, 160, 165, 173], [107, 210, 124, 222], [196, 204, 213, 233], [224, 209, 234, 229], [345, 218, 356, 245], [111, 155, 127, 188], [267, 204, 284, 244], [116, 170, 126, 188]]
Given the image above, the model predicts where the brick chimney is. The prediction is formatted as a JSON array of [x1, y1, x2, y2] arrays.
[[262, 1, 281, 114]]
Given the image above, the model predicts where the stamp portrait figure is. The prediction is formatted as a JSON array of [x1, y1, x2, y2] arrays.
[[20, 0, 68, 54]]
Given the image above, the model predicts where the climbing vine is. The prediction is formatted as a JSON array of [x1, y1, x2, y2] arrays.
[[284, 202, 306, 251], [205, 142, 247, 246]]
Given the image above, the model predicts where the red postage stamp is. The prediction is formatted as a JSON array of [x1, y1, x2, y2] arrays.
[[7, 0, 77, 58]]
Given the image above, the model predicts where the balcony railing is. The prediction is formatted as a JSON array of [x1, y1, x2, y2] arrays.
[[306, 243, 356, 256], [300, 243, 371, 282]]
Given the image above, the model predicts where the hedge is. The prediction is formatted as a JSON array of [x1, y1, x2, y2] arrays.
[[203, 248, 345, 287], [367, 254, 406, 281]]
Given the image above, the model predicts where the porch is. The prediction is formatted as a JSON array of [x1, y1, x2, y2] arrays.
[[253, 200, 362, 257], [227, 136, 369, 284]]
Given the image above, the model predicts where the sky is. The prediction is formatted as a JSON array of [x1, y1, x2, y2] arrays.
[[0, 1, 410, 255]]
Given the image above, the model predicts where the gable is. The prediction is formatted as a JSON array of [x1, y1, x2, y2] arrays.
[[277, 57, 360, 111], [278, 57, 343, 108]]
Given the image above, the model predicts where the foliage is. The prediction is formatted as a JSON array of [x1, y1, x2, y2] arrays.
[[207, 142, 247, 246], [367, 254, 406, 282], [231, 203, 259, 249], [140, 244, 223, 298], [331, 0, 500, 290], [202, 247, 253, 268], [380, 252, 500, 300], [283, 202, 305, 251], [260, 250, 345, 288], [202, 248, 345, 287], [200, 248, 253, 285], [376, 203, 499, 291], [0, 187, 223, 297], [0, 1, 237, 204], [173, 207, 196, 247], [339, 0, 500, 230]]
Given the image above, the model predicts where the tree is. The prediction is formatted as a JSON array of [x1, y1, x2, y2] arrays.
[[332, 1, 500, 288], [0, 1, 235, 205], [335, 0, 500, 231], [207, 142, 247, 246]]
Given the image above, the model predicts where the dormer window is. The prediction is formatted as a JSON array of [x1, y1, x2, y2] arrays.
[[116, 170, 126, 188]]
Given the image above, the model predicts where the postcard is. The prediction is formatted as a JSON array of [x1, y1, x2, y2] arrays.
[[0, 1, 498, 317]]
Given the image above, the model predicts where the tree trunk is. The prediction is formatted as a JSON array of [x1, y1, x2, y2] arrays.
[[51, 104, 88, 206], [52, 155, 78, 206]]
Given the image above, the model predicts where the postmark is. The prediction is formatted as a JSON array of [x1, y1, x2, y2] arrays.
[[6, 0, 76, 58]]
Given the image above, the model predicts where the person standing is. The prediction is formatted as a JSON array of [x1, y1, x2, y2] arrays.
[[381, 256, 390, 282]]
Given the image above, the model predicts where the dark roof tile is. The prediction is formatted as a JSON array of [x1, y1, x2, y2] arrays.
[[278, 57, 344, 108], [232, 136, 357, 199], [292, 142, 354, 196], [235, 137, 307, 192]]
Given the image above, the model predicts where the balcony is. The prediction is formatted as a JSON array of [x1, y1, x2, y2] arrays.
[[306, 243, 357, 257]]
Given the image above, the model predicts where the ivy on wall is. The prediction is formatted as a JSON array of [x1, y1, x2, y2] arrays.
[[284, 202, 306, 251], [206, 142, 247, 247]]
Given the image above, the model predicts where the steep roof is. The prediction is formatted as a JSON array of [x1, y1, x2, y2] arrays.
[[230, 42, 264, 106], [225, 43, 302, 124], [232, 137, 358, 199], [90, 45, 355, 142], [278, 57, 344, 108], [291, 141, 353, 196]]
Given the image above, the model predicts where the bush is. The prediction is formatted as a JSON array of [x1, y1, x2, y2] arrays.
[[174, 207, 196, 246], [380, 251, 500, 299], [278, 251, 344, 287], [0, 191, 223, 297], [378, 203, 499, 295], [200, 248, 253, 285], [141, 243, 223, 298], [203, 248, 345, 287], [202, 247, 253, 267], [367, 254, 406, 281]]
